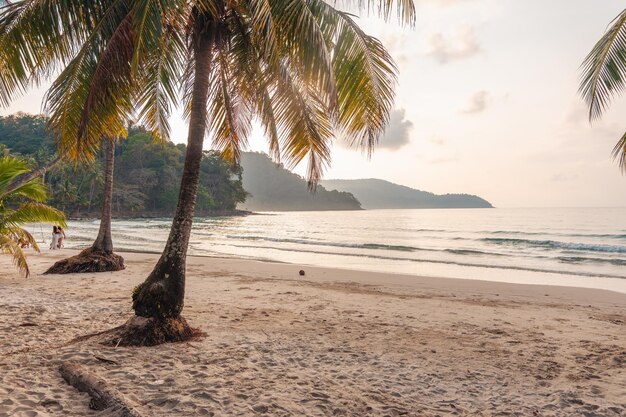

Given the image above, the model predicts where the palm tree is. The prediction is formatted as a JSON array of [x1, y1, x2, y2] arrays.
[[91, 139, 117, 254], [0, 156, 66, 277], [44, 137, 125, 273], [580, 8, 626, 170], [0, 0, 415, 343]]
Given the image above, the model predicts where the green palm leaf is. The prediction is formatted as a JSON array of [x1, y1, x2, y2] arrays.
[[0, 178, 48, 203], [0, 0, 106, 106], [135, 9, 187, 142], [0, 156, 65, 277], [2, 202, 66, 229], [0, 235, 30, 276], [612, 131, 626, 173], [580, 8, 626, 172], [0, 155, 29, 194], [44, 1, 134, 160], [580, 8, 626, 120]]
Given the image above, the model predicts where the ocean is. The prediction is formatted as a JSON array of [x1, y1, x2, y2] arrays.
[[50, 208, 626, 293]]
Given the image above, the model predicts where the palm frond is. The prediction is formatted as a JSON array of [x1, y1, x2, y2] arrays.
[[228, 9, 281, 161], [2, 202, 67, 229], [191, 0, 223, 19], [307, 1, 397, 154], [270, 61, 332, 187], [0, 0, 108, 106], [76, 13, 135, 144], [0, 155, 29, 195], [0, 235, 30, 276], [44, 0, 133, 160], [207, 41, 253, 165], [0, 226, 39, 252], [0, 178, 47, 203], [612, 131, 626, 172], [0, 155, 65, 277], [580, 8, 626, 120], [247, 0, 279, 65], [339, 0, 416, 26], [135, 10, 187, 142], [268, 0, 337, 108]]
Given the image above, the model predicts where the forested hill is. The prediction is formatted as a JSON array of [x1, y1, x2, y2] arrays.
[[239, 152, 362, 211], [320, 179, 493, 209], [0, 113, 247, 217]]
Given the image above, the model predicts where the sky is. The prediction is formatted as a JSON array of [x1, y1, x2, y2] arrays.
[[2, 0, 626, 208]]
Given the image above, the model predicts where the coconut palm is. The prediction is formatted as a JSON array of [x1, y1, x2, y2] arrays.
[[0, 0, 415, 342], [45, 137, 125, 273], [0, 156, 66, 276], [580, 8, 626, 170]]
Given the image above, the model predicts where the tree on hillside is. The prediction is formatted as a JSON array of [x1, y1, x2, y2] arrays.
[[580, 8, 626, 170], [0, 117, 246, 217], [0, 114, 60, 192], [0, 0, 415, 345], [0, 156, 66, 277]]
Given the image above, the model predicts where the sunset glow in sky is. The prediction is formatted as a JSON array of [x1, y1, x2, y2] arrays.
[[3, 0, 626, 207]]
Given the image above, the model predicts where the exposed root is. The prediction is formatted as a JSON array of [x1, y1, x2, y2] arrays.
[[44, 248, 125, 274], [104, 316, 200, 347]]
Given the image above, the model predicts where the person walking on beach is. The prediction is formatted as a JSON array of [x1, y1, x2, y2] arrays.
[[57, 226, 66, 249], [50, 226, 59, 250]]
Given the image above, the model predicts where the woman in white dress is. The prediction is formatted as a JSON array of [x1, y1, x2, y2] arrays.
[[50, 226, 59, 250], [57, 226, 65, 249]]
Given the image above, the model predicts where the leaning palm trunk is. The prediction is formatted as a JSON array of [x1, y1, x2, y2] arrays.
[[114, 25, 215, 345], [45, 139, 124, 274], [6, 156, 61, 195]]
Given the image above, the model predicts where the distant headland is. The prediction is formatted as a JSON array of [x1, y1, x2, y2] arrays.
[[239, 152, 492, 211]]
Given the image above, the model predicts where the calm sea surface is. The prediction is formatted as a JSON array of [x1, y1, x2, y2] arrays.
[[51, 208, 626, 293]]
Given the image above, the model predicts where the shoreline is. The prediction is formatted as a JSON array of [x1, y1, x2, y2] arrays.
[[121, 249, 626, 301], [58, 244, 626, 295], [1, 250, 624, 416], [66, 209, 254, 221]]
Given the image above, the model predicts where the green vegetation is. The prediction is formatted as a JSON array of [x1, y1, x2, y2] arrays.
[[0, 115, 247, 217], [240, 152, 361, 211], [580, 8, 626, 170], [0, 155, 66, 276]]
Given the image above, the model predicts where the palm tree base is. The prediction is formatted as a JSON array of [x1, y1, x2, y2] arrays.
[[104, 315, 199, 347], [44, 248, 125, 274]]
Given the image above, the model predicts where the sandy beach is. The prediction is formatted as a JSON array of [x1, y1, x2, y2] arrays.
[[0, 249, 624, 417]]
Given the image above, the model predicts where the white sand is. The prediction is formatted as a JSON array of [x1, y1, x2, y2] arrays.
[[1, 249, 625, 416]]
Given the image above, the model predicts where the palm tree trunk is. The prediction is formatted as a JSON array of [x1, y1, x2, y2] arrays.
[[44, 138, 124, 275], [132, 25, 213, 319], [91, 139, 115, 254], [5, 156, 61, 195]]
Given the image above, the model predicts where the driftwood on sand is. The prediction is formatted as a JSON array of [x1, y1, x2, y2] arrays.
[[59, 361, 142, 417]]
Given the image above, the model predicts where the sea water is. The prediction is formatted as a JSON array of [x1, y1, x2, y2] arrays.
[[54, 208, 626, 293]]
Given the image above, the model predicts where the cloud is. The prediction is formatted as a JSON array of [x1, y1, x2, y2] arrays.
[[462, 91, 489, 114], [379, 109, 414, 150], [429, 136, 446, 145], [561, 101, 621, 136], [430, 156, 458, 164], [427, 27, 481, 64], [550, 173, 579, 182], [380, 33, 412, 66]]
